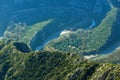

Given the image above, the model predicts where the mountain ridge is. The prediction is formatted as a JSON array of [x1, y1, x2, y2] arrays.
[[0, 42, 120, 80], [0, 0, 120, 79]]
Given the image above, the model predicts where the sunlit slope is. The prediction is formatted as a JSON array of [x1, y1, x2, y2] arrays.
[[92, 48, 120, 63], [0, 42, 120, 80], [45, 8, 120, 55], [1, 0, 110, 50], [4, 19, 53, 45]]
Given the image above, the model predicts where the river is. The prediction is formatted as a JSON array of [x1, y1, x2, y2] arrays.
[[35, 31, 61, 50]]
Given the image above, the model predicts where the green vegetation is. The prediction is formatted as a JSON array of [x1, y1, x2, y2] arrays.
[[93, 48, 120, 63], [0, 39, 4, 50], [21, 19, 53, 44], [0, 1, 120, 79], [4, 19, 53, 46], [0, 42, 120, 80], [45, 8, 119, 55], [0, 43, 28, 80], [89, 63, 120, 80]]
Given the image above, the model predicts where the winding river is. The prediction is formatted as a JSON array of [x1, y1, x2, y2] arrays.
[[35, 20, 96, 50]]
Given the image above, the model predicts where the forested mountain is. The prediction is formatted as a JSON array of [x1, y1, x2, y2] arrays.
[[0, 0, 120, 79], [46, 7, 120, 55], [0, 42, 120, 80]]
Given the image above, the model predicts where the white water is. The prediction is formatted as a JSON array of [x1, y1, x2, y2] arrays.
[[85, 20, 96, 30], [84, 55, 97, 60], [89, 20, 96, 29], [60, 30, 72, 35], [108, 0, 114, 9]]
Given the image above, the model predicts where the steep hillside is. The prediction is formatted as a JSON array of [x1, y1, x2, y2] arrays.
[[45, 7, 120, 55], [0, 0, 110, 50], [4, 19, 53, 45], [93, 47, 120, 63], [0, 0, 120, 80], [0, 42, 120, 80]]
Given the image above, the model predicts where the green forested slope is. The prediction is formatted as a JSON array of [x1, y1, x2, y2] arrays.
[[4, 19, 53, 45], [0, 0, 120, 80], [0, 42, 120, 80], [45, 8, 120, 55], [93, 48, 120, 63]]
